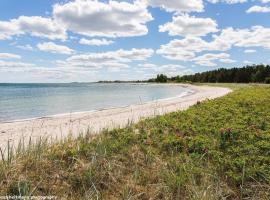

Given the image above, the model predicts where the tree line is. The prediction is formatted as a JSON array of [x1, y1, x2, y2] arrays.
[[149, 64, 270, 83]]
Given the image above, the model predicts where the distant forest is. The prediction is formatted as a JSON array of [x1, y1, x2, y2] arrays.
[[149, 64, 270, 84]]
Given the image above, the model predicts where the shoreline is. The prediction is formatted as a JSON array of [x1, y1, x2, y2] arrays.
[[0, 87, 194, 124], [0, 84, 232, 151]]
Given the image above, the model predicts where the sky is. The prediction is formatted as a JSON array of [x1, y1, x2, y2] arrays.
[[0, 0, 270, 83]]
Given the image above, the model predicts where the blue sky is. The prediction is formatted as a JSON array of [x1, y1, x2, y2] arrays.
[[0, 0, 270, 82]]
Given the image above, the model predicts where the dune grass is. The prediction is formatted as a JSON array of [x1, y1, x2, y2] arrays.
[[0, 85, 269, 199]]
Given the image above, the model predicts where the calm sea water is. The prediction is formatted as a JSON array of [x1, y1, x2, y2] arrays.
[[0, 83, 192, 122]]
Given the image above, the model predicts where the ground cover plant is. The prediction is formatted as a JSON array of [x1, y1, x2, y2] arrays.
[[0, 84, 269, 199]]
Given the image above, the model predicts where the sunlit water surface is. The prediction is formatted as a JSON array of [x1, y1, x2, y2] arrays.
[[0, 83, 193, 122]]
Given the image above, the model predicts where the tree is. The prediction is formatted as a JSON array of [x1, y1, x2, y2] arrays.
[[265, 77, 270, 84], [157, 64, 270, 84], [156, 74, 168, 83]]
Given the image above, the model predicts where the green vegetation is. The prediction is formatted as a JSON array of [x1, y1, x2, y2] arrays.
[[0, 85, 270, 199], [155, 74, 168, 83], [150, 64, 270, 84], [265, 77, 270, 84]]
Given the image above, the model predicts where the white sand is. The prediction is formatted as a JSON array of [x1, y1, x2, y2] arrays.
[[0, 84, 232, 150]]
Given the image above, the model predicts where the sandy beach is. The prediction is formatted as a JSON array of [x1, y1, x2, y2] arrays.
[[0, 84, 232, 151]]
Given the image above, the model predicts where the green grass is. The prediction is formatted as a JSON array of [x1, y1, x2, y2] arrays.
[[0, 85, 270, 199], [193, 82, 268, 90]]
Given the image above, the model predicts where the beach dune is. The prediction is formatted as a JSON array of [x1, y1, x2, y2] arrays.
[[0, 84, 231, 151]]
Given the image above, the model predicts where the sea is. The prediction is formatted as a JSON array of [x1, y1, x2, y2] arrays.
[[0, 83, 193, 122]]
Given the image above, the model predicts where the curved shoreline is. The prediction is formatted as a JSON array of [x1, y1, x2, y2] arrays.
[[0, 87, 195, 124], [0, 84, 232, 150]]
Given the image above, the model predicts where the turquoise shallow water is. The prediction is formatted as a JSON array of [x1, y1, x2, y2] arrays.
[[0, 83, 192, 122]]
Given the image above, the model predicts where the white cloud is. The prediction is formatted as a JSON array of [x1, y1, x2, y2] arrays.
[[193, 53, 232, 66], [195, 60, 217, 67], [16, 44, 34, 51], [57, 48, 154, 70], [16, 16, 66, 40], [157, 42, 196, 61], [108, 67, 120, 72], [157, 36, 236, 66], [244, 60, 253, 64], [222, 26, 270, 49], [0, 60, 34, 69], [154, 64, 186, 72], [0, 16, 67, 40], [67, 48, 153, 63], [37, 42, 74, 55], [246, 6, 270, 13], [0, 49, 154, 82], [159, 15, 218, 37], [0, 21, 20, 40], [53, 0, 153, 38], [79, 38, 114, 46], [0, 63, 84, 81], [244, 49, 256, 53], [138, 63, 157, 68], [157, 26, 270, 62], [144, 0, 204, 13], [0, 53, 21, 60], [219, 58, 236, 63], [138, 63, 193, 77], [156, 36, 230, 61], [260, 0, 270, 3], [207, 0, 247, 4]]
